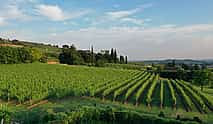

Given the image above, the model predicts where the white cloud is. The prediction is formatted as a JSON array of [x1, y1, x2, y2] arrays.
[[0, 3, 32, 26], [91, 4, 152, 27], [106, 3, 152, 19], [106, 8, 141, 19], [35, 4, 90, 21], [37, 24, 213, 60], [0, 17, 7, 26], [6, 5, 30, 20], [36, 4, 66, 21], [2, 24, 213, 60], [121, 18, 145, 25]]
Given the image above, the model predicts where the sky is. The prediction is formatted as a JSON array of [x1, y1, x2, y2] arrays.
[[0, 0, 213, 60]]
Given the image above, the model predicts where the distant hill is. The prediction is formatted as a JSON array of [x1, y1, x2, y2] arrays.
[[133, 59, 213, 65]]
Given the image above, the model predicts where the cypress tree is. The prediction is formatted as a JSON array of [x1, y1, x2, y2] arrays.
[[120, 56, 124, 64], [110, 48, 114, 63], [114, 49, 117, 63], [125, 56, 128, 64], [91, 45, 94, 65]]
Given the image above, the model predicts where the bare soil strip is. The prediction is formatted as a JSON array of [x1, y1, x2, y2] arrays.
[[27, 100, 48, 109]]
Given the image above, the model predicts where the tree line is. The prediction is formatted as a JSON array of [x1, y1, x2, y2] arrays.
[[154, 61, 213, 90], [0, 44, 128, 66], [59, 45, 128, 66], [0, 46, 46, 64]]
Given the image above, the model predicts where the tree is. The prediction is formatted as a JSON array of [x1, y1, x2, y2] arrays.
[[156, 65, 164, 74], [30, 48, 43, 62], [172, 60, 176, 67], [78, 50, 91, 63], [193, 64, 200, 70], [181, 63, 190, 70], [91, 45, 95, 65], [110, 48, 114, 63], [59, 44, 84, 65], [0, 47, 33, 64], [125, 56, 128, 64], [95, 59, 105, 67], [62, 45, 69, 49], [176, 67, 186, 80], [113, 49, 117, 63], [120, 56, 125, 64], [193, 69, 210, 91], [102, 50, 111, 63], [209, 72, 213, 88]]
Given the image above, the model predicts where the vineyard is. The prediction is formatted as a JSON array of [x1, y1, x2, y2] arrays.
[[0, 63, 212, 115]]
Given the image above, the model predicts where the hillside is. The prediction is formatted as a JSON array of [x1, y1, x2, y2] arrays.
[[0, 38, 61, 61]]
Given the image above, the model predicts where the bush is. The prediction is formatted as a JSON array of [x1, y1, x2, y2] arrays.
[[0, 104, 11, 124], [158, 111, 165, 118], [95, 59, 105, 67], [59, 46, 84, 65], [0, 46, 33, 64], [38, 106, 199, 124]]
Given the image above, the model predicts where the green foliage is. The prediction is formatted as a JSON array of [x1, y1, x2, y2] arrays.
[[102, 72, 142, 98], [0, 104, 11, 124], [172, 80, 193, 111], [90, 71, 138, 97], [158, 111, 165, 118], [113, 72, 147, 100], [29, 48, 43, 62], [167, 79, 176, 106], [59, 45, 84, 65], [124, 72, 150, 101], [0, 46, 33, 64], [146, 74, 159, 104], [104, 63, 145, 70], [192, 70, 211, 91], [160, 80, 164, 107], [135, 74, 155, 103], [120, 56, 125, 64], [95, 59, 106, 67], [37, 106, 200, 124], [0, 63, 135, 103], [179, 80, 213, 111], [176, 80, 207, 112]]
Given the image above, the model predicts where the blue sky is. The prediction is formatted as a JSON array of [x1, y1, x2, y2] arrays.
[[0, 0, 213, 60]]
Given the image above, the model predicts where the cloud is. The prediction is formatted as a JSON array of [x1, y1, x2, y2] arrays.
[[0, 2, 32, 26], [90, 4, 153, 27], [36, 4, 66, 21], [35, 4, 90, 21], [106, 8, 140, 19], [0, 17, 7, 26], [1, 23, 213, 60], [37, 24, 213, 60], [5, 5, 31, 20], [121, 18, 145, 25], [106, 3, 152, 19]]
